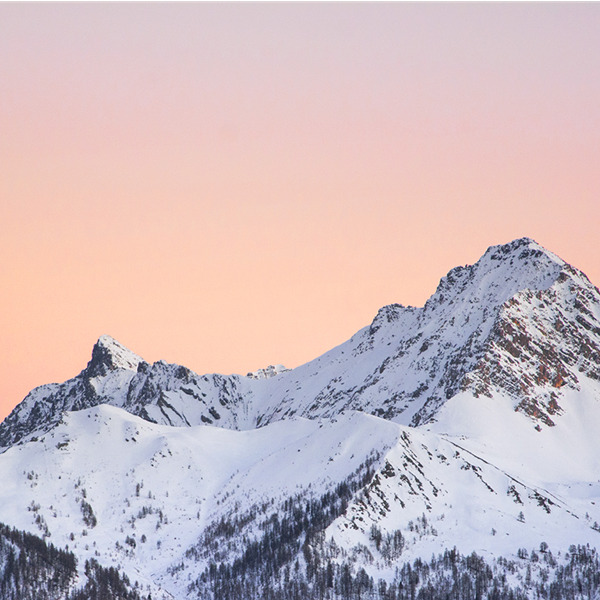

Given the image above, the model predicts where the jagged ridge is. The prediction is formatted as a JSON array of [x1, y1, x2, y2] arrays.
[[2, 237, 599, 449]]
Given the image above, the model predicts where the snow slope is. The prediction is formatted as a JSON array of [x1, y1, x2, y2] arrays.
[[2, 401, 600, 597], [0, 406, 397, 597]]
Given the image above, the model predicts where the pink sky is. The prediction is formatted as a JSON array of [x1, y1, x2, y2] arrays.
[[1, 3, 599, 420]]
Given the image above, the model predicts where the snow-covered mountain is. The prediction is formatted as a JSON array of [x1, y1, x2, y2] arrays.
[[3, 237, 598, 447], [1, 237, 600, 599]]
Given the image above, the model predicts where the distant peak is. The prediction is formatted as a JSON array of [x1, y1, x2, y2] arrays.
[[246, 364, 290, 380], [85, 335, 144, 377]]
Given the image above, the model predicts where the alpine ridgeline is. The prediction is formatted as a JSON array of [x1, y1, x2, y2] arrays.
[[2, 237, 598, 449], [0, 237, 599, 600]]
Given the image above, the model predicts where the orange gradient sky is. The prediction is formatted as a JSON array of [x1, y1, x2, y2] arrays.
[[1, 3, 599, 419]]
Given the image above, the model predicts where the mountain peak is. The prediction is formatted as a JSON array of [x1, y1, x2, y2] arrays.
[[246, 364, 290, 380], [482, 237, 562, 264], [84, 335, 143, 378], [426, 237, 566, 313]]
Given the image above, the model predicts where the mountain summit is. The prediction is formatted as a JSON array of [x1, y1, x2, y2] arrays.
[[239, 236, 600, 428], [85, 334, 144, 377]]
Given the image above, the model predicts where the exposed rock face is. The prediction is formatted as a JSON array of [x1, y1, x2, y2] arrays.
[[398, 239, 600, 426], [466, 263, 600, 425], [85, 335, 143, 377], [123, 362, 249, 428]]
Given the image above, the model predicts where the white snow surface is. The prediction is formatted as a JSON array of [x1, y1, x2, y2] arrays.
[[2, 399, 600, 597]]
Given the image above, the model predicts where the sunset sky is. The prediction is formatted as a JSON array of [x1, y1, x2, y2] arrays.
[[1, 3, 599, 420]]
